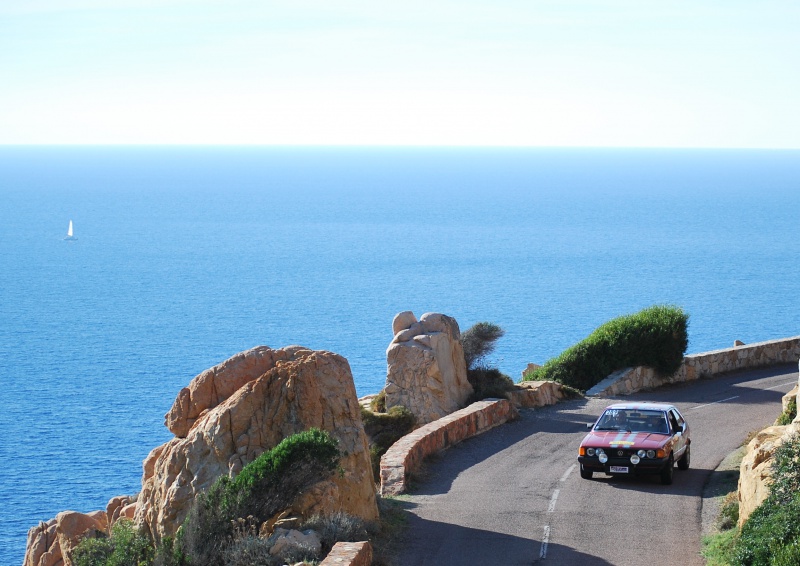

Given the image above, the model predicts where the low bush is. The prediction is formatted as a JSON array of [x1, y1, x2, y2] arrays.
[[301, 511, 371, 554], [361, 406, 415, 481], [370, 390, 387, 413], [71, 519, 154, 566], [466, 367, 515, 403], [732, 492, 800, 565], [181, 428, 342, 565], [523, 305, 689, 391]]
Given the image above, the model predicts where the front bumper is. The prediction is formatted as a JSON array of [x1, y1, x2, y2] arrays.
[[578, 455, 670, 475]]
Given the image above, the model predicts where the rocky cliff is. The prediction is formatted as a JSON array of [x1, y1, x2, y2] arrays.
[[25, 345, 378, 564]]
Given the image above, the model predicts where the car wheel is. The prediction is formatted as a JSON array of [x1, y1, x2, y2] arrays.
[[580, 465, 593, 480], [678, 445, 691, 470], [660, 454, 674, 485]]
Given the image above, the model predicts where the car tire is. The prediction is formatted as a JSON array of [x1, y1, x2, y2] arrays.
[[580, 465, 593, 480], [660, 454, 674, 485], [677, 445, 691, 470]]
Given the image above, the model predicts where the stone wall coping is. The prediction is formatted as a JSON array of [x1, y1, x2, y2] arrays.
[[684, 335, 800, 358]]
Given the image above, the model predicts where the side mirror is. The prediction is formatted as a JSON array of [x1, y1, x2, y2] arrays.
[[586, 423, 594, 430]]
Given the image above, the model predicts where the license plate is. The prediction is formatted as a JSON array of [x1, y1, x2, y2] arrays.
[[609, 466, 629, 473]]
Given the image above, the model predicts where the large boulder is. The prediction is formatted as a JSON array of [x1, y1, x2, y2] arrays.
[[136, 346, 378, 544], [384, 312, 473, 427]]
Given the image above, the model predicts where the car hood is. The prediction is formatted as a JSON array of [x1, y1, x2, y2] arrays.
[[581, 430, 671, 450]]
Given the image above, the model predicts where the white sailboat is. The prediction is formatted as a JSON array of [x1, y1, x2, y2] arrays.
[[64, 220, 78, 241]]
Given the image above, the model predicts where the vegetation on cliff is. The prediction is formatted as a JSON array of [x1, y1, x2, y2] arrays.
[[182, 428, 342, 564], [522, 305, 689, 391]]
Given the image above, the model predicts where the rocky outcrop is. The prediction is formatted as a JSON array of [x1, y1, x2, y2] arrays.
[[738, 423, 797, 526], [384, 312, 472, 426], [136, 346, 378, 544], [738, 372, 800, 526], [24, 508, 111, 566]]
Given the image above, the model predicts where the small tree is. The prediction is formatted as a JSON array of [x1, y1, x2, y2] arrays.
[[461, 322, 505, 370], [460, 322, 513, 402]]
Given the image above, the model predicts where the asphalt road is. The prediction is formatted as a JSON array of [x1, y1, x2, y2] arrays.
[[392, 364, 798, 566]]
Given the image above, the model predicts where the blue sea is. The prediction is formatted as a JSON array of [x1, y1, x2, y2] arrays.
[[1, 147, 799, 562]]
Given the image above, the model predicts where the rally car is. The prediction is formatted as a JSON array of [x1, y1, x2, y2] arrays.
[[578, 402, 690, 485]]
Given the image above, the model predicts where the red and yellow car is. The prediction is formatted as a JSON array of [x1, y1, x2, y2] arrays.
[[578, 402, 691, 485]]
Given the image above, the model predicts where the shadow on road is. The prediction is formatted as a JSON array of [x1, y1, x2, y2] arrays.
[[588, 466, 709, 496], [389, 509, 614, 566]]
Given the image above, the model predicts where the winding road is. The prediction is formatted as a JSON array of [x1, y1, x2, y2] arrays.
[[393, 364, 797, 565]]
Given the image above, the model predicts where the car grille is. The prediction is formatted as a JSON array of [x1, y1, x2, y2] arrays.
[[611, 448, 634, 457]]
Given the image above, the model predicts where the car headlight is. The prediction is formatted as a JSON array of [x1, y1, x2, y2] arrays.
[[637, 450, 646, 458], [586, 448, 596, 457], [598, 449, 608, 464], [647, 450, 656, 459], [630, 454, 641, 465]]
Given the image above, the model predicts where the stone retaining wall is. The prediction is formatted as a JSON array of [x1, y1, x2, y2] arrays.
[[379, 398, 518, 496], [588, 336, 800, 397]]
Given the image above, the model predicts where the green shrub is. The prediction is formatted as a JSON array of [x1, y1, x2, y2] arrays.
[[181, 428, 342, 565], [776, 397, 797, 426], [718, 491, 740, 531], [523, 305, 689, 391], [702, 529, 738, 566], [71, 519, 154, 566], [732, 492, 800, 565], [361, 406, 415, 481], [466, 367, 515, 403], [461, 322, 505, 370]]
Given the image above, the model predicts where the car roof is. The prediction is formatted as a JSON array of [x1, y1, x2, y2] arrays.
[[602, 402, 676, 412]]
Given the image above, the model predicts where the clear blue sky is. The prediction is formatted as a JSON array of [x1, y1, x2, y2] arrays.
[[2, 1, 798, 147]]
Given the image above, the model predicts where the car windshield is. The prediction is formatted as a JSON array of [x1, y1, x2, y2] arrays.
[[594, 409, 669, 434]]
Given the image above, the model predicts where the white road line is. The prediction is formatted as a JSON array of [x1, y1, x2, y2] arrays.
[[547, 489, 560, 513], [688, 396, 740, 410], [765, 380, 797, 391], [538, 465, 572, 561], [540, 525, 550, 559]]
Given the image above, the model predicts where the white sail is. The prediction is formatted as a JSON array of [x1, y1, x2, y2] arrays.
[[64, 220, 77, 240]]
